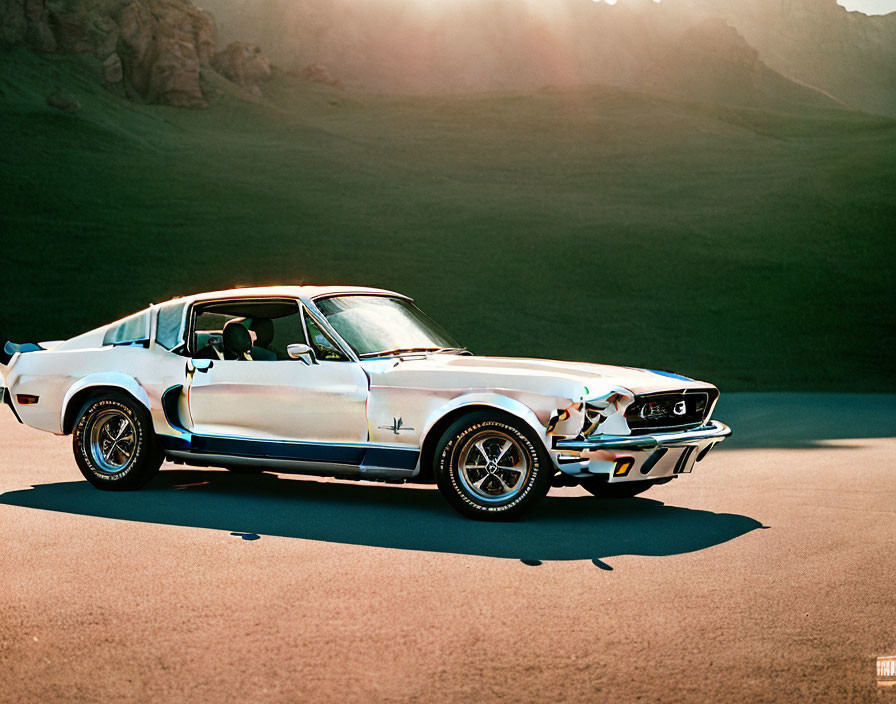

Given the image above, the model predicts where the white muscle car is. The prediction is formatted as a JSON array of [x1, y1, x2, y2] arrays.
[[0, 286, 730, 520]]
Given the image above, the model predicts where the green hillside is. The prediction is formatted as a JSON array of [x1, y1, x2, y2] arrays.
[[1, 49, 894, 391]]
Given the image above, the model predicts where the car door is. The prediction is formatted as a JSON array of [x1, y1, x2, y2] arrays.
[[186, 358, 369, 443], [183, 298, 369, 445]]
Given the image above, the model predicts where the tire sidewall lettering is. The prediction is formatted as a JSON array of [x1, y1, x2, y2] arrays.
[[74, 399, 145, 482], [439, 420, 541, 514]]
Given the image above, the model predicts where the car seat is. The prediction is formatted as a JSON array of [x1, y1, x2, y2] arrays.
[[222, 320, 253, 360], [249, 318, 277, 361]]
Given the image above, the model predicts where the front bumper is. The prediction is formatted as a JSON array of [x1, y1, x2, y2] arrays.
[[555, 420, 731, 451], [552, 420, 731, 480]]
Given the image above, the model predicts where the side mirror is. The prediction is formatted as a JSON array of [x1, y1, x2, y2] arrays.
[[186, 359, 214, 375], [287, 343, 316, 365]]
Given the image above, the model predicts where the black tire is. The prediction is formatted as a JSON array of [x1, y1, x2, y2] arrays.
[[73, 394, 163, 491], [579, 476, 670, 499], [434, 412, 552, 521]]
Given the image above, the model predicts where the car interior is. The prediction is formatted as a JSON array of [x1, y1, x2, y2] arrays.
[[187, 298, 348, 362], [191, 299, 302, 361]]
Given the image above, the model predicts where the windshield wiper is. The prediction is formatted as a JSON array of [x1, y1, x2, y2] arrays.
[[359, 347, 442, 359], [358, 346, 470, 359]]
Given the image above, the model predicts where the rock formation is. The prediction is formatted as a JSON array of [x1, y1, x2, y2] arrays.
[[199, 0, 896, 115], [212, 41, 271, 96], [101, 52, 123, 84], [1, 0, 273, 107], [25, 0, 57, 52], [46, 88, 81, 113], [2, 0, 893, 114], [681, 0, 896, 116], [296, 64, 341, 88], [116, 0, 213, 106], [639, 17, 838, 109]]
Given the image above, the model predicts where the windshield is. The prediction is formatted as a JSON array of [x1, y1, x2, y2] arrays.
[[314, 295, 462, 358]]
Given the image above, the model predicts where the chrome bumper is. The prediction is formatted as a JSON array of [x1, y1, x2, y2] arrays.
[[555, 420, 731, 451]]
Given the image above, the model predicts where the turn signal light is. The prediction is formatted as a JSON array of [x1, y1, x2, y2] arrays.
[[613, 457, 635, 477], [16, 394, 39, 405]]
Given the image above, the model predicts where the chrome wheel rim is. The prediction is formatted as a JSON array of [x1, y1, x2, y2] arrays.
[[457, 430, 530, 503], [88, 410, 137, 474]]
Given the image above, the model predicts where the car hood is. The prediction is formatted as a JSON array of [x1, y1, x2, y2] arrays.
[[361, 354, 715, 401]]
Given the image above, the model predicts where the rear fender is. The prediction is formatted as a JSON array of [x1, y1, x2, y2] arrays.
[[61, 372, 152, 431]]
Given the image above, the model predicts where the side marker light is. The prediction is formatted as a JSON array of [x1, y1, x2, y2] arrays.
[[614, 458, 635, 477]]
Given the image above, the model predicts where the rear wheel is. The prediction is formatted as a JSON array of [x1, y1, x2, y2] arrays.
[[579, 476, 672, 499], [73, 394, 163, 490], [435, 413, 552, 521]]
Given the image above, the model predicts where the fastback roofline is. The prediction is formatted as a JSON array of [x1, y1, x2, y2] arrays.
[[176, 285, 407, 306]]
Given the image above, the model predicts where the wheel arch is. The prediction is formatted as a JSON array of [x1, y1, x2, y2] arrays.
[[61, 373, 152, 435], [416, 394, 548, 481]]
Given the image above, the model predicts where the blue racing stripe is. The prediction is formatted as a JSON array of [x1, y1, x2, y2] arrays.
[[363, 446, 420, 470], [645, 369, 694, 382], [158, 433, 419, 471]]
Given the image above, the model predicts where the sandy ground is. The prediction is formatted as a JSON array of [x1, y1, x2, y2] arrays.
[[1, 394, 894, 703]]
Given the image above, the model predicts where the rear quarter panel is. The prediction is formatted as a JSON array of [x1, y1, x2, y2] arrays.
[[4, 346, 180, 435]]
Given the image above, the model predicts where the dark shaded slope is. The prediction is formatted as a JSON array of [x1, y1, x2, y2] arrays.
[[1, 49, 894, 390]]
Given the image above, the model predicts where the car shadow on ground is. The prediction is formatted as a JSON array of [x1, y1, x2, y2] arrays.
[[0, 469, 764, 562]]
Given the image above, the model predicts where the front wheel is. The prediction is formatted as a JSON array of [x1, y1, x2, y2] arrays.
[[73, 395, 163, 490], [435, 413, 552, 521]]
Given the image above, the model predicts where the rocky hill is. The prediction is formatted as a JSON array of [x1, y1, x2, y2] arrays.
[[0, 0, 271, 106], [201, 0, 895, 115], [681, 0, 896, 116], [639, 17, 842, 110], [2, 0, 893, 114]]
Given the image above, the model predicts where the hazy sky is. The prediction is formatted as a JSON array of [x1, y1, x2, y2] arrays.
[[598, 0, 896, 13], [838, 0, 896, 13]]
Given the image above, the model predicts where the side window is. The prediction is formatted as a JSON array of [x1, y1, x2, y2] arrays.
[[265, 312, 305, 360], [192, 311, 236, 360], [155, 299, 187, 351], [188, 299, 314, 362], [103, 309, 150, 347], [304, 311, 348, 361]]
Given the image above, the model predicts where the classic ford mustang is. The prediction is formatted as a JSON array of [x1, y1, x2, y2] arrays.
[[0, 286, 730, 520]]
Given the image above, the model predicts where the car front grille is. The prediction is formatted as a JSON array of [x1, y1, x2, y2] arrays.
[[625, 389, 718, 434]]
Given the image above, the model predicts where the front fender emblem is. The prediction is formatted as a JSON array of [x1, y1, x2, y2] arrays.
[[380, 417, 415, 435]]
